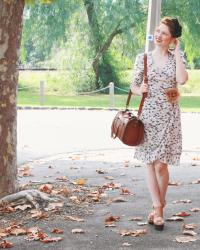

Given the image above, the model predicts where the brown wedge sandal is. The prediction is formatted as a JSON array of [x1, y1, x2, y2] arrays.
[[147, 201, 166, 227], [153, 205, 165, 231]]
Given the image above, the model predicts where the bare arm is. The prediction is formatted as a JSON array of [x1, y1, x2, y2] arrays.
[[174, 40, 188, 84]]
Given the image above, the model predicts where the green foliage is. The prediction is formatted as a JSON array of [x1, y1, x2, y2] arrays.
[[162, 0, 200, 67]]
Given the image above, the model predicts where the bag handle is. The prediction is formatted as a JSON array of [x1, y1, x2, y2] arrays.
[[126, 53, 148, 117]]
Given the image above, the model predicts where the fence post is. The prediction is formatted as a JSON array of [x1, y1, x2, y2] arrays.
[[109, 82, 114, 109], [40, 80, 45, 106]]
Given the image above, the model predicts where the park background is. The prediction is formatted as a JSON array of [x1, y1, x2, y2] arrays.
[[18, 0, 200, 112]]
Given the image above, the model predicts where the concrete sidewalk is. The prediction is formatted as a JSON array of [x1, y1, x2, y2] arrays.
[[5, 148, 199, 250]]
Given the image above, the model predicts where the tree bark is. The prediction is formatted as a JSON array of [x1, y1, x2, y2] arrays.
[[0, 0, 25, 197]]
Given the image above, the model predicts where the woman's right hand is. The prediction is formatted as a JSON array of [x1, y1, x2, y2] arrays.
[[139, 82, 148, 95]]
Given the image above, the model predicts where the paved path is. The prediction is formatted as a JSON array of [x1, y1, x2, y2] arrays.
[[17, 110, 200, 165]]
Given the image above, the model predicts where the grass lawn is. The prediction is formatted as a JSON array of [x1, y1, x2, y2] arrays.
[[17, 92, 200, 112]]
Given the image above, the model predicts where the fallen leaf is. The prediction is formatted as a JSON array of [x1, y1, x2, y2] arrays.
[[15, 204, 32, 211], [168, 181, 181, 186], [192, 156, 200, 161], [174, 212, 191, 217], [105, 224, 116, 227], [55, 176, 68, 181], [31, 210, 49, 219], [102, 182, 121, 190], [119, 229, 147, 237], [10, 227, 27, 236], [51, 228, 64, 234], [137, 222, 148, 226], [73, 179, 87, 185], [71, 228, 85, 234], [105, 215, 120, 224], [175, 235, 197, 243], [0, 240, 13, 248], [182, 230, 197, 236], [104, 176, 115, 180], [18, 165, 32, 177], [122, 242, 132, 246], [191, 179, 200, 184], [172, 199, 192, 204], [26, 227, 41, 234], [189, 207, 200, 212], [96, 170, 106, 174], [166, 216, 184, 221], [112, 197, 126, 203], [44, 202, 64, 211], [65, 216, 84, 222], [128, 217, 143, 221], [121, 188, 131, 195], [40, 237, 63, 243], [39, 184, 53, 194], [183, 223, 197, 230]]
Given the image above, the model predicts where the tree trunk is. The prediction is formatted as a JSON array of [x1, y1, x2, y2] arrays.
[[0, 0, 25, 197]]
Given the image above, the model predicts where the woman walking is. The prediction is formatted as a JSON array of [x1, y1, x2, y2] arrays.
[[130, 17, 188, 230]]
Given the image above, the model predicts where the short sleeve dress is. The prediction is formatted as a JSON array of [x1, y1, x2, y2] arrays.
[[131, 51, 186, 166]]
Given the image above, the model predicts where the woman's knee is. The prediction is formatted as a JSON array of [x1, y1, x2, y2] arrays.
[[154, 161, 167, 175]]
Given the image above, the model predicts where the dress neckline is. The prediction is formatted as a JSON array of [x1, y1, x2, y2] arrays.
[[149, 51, 171, 72]]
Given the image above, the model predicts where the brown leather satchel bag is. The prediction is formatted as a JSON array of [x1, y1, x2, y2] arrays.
[[111, 53, 148, 146]]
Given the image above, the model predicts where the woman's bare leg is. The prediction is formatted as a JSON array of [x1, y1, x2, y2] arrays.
[[146, 163, 162, 207], [154, 160, 169, 207]]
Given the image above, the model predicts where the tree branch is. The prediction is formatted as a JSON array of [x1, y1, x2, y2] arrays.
[[93, 20, 135, 64]]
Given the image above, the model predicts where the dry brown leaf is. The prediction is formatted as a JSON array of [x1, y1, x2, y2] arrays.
[[0, 229, 9, 237], [0, 240, 13, 248], [137, 222, 148, 226], [26, 227, 41, 234], [173, 212, 191, 217], [172, 199, 192, 204], [121, 188, 131, 195], [182, 230, 197, 236], [104, 176, 115, 180], [71, 228, 85, 234], [105, 215, 120, 224], [15, 204, 32, 211], [31, 210, 49, 219], [102, 182, 121, 190], [192, 156, 200, 161], [191, 179, 200, 184], [119, 229, 147, 237], [3, 206, 15, 213], [73, 179, 87, 185], [10, 227, 27, 236], [112, 197, 126, 203], [128, 217, 143, 221], [166, 216, 184, 221], [44, 202, 64, 211], [189, 207, 200, 212], [55, 176, 68, 181], [96, 169, 106, 174], [122, 242, 132, 247], [183, 223, 197, 230], [65, 216, 84, 222], [39, 184, 53, 194], [105, 224, 116, 228], [40, 237, 63, 243], [18, 165, 32, 177], [168, 181, 181, 186], [51, 228, 64, 234], [175, 235, 197, 243]]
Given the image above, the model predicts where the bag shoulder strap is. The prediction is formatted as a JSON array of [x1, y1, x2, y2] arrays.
[[126, 53, 148, 117]]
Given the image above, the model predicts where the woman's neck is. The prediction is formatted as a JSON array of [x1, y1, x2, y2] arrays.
[[153, 46, 169, 56]]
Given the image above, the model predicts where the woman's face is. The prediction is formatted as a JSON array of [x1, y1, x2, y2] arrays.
[[154, 23, 175, 47]]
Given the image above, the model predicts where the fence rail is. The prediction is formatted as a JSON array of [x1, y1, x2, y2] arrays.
[[18, 81, 129, 108]]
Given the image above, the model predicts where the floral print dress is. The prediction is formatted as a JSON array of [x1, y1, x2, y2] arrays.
[[131, 51, 185, 165]]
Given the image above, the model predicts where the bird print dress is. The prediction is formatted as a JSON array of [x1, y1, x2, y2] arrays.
[[131, 51, 186, 166]]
